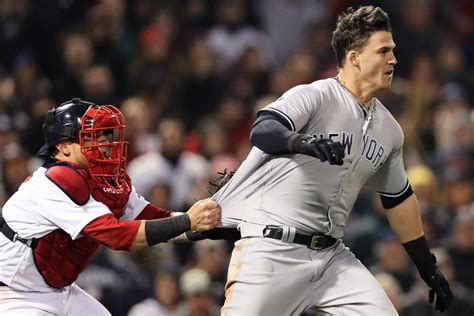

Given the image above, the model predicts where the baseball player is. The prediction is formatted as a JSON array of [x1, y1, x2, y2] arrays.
[[0, 98, 220, 316], [213, 6, 453, 315]]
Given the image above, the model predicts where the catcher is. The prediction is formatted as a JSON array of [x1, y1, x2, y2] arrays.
[[0, 98, 220, 316]]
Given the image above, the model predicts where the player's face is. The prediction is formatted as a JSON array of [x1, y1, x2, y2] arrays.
[[82, 130, 113, 158], [357, 31, 397, 92]]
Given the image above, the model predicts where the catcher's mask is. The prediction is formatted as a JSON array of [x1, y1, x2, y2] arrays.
[[79, 104, 129, 193]]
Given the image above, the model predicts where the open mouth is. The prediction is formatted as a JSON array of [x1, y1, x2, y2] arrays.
[[384, 70, 394, 76]]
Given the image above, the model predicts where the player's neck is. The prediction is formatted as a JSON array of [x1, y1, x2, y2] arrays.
[[336, 73, 375, 108]]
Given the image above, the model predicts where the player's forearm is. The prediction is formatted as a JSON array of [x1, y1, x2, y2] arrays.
[[130, 221, 148, 250], [385, 194, 424, 243]]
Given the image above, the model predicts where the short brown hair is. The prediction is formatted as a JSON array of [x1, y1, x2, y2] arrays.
[[332, 6, 391, 68]]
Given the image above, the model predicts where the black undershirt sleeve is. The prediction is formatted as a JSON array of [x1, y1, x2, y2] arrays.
[[250, 111, 303, 154]]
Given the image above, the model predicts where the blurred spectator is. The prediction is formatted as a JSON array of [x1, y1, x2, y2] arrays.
[[54, 33, 94, 101], [1, 142, 41, 196], [82, 0, 132, 93], [128, 117, 209, 211], [433, 84, 471, 154], [180, 38, 224, 129], [12, 52, 51, 104], [0, 113, 16, 151], [128, 269, 180, 316], [121, 96, 159, 160], [296, 23, 335, 76], [186, 116, 230, 159], [391, 0, 442, 77], [436, 42, 474, 103], [173, 268, 221, 316], [406, 164, 449, 243], [447, 211, 474, 291], [81, 64, 118, 105], [19, 96, 55, 155], [374, 272, 404, 314], [215, 95, 253, 160], [0, 0, 31, 71], [178, 0, 213, 40], [254, 0, 328, 64], [77, 248, 152, 316], [343, 190, 389, 266], [400, 53, 439, 165], [284, 51, 318, 86], [193, 240, 231, 305], [443, 178, 472, 219], [207, 0, 274, 71], [371, 229, 416, 292]]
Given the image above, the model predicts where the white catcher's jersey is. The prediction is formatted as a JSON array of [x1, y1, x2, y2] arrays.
[[214, 78, 409, 238], [0, 167, 149, 292]]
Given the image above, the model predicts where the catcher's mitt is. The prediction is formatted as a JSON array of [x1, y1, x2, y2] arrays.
[[207, 168, 236, 196]]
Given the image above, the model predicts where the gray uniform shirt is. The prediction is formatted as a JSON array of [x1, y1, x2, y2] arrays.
[[214, 78, 409, 238]]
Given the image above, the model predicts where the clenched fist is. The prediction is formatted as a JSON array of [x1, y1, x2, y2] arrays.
[[187, 198, 221, 231]]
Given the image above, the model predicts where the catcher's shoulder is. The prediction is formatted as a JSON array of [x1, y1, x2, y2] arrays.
[[45, 162, 90, 205]]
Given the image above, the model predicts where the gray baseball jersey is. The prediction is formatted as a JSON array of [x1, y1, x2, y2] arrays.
[[214, 77, 409, 238]]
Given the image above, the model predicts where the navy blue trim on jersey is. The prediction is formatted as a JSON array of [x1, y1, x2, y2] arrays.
[[378, 180, 413, 209], [260, 107, 296, 132]]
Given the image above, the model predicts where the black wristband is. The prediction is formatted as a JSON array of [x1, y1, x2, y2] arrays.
[[287, 133, 307, 153], [145, 214, 191, 246], [402, 236, 435, 273]]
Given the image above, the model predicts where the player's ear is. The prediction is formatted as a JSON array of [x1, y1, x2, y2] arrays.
[[349, 51, 359, 67], [56, 141, 71, 156]]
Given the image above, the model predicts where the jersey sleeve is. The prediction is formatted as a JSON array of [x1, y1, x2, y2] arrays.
[[364, 138, 413, 209], [82, 213, 141, 251], [120, 185, 150, 220], [258, 84, 322, 133]]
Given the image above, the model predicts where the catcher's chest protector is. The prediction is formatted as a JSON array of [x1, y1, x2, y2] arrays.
[[33, 162, 131, 288], [87, 174, 132, 219]]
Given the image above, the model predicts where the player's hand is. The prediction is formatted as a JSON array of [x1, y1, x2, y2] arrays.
[[300, 137, 345, 165], [418, 254, 453, 312], [187, 198, 221, 231]]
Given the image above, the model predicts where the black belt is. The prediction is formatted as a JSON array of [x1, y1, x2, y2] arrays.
[[263, 226, 337, 250], [0, 281, 7, 286]]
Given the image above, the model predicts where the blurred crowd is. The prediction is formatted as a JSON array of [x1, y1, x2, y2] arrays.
[[0, 0, 473, 315]]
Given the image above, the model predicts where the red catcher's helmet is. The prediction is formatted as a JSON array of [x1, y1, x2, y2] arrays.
[[79, 105, 129, 193]]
